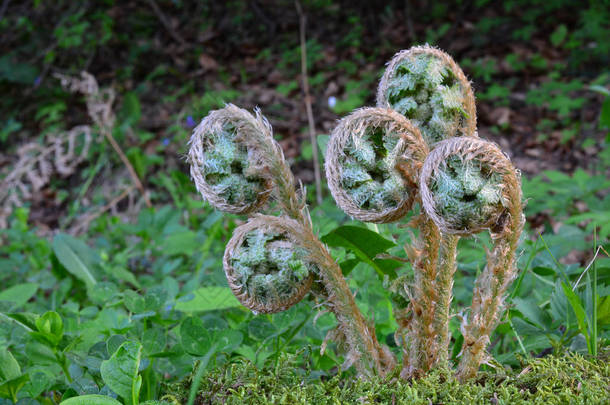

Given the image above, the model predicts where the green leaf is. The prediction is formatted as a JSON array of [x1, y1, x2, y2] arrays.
[[321, 225, 400, 278], [121, 92, 142, 126], [60, 395, 123, 405], [0, 312, 37, 331], [0, 283, 38, 309], [0, 374, 29, 403], [339, 258, 360, 276], [600, 97, 610, 129], [102, 265, 141, 288], [550, 24, 567, 46], [512, 298, 550, 330], [216, 329, 243, 353], [561, 282, 590, 341], [0, 349, 21, 381], [32, 311, 64, 346], [25, 341, 56, 365], [100, 341, 142, 405], [175, 287, 242, 312], [180, 317, 213, 356], [163, 230, 199, 256], [52, 233, 99, 287]]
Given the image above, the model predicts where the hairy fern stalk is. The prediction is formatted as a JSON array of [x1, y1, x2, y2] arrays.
[[187, 45, 523, 382]]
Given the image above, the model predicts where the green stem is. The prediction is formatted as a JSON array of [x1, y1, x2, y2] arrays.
[[57, 352, 73, 383]]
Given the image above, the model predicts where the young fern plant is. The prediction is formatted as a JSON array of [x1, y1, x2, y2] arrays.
[[375, 45, 479, 377], [188, 104, 395, 377], [186, 45, 524, 382]]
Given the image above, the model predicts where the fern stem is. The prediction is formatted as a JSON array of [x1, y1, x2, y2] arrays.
[[406, 216, 440, 376], [435, 233, 459, 368], [456, 177, 523, 381]]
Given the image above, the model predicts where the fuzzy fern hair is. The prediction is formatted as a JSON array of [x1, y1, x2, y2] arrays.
[[223, 216, 315, 314], [325, 107, 428, 223], [188, 104, 272, 214], [430, 155, 505, 232], [377, 45, 476, 145]]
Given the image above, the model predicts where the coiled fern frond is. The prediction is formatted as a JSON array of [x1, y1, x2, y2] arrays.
[[377, 45, 476, 145]]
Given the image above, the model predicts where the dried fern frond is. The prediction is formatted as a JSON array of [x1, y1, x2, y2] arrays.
[[325, 107, 428, 223], [377, 45, 476, 145], [0, 126, 93, 228]]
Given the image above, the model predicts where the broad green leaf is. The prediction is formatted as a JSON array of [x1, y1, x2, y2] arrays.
[[512, 298, 550, 330], [339, 258, 359, 276], [123, 290, 146, 313], [321, 225, 400, 278], [100, 341, 142, 405], [0, 283, 38, 309], [142, 328, 166, 355], [60, 395, 123, 405], [21, 370, 52, 398], [32, 311, 63, 346], [597, 296, 610, 325], [163, 230, 199, 256], [52, 233, 99, 287], [511, 317, 544, 336], [175, 287, 241, 312], [0, 349, 21, 381], [180, 317, 213, 356], [25, 341, 56, 365], [107, 335, 127, 357], [549, 24, 567, 46], [216, 329, 243, 353]]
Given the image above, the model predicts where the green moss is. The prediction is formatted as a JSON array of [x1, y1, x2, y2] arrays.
[[385, 53, 467, 144], [168, 352, 610, 404], [231, 229, 314, 306], [202, 123, 266, 205], [340, 127, 409, 211], [431, 156, 504, 231]]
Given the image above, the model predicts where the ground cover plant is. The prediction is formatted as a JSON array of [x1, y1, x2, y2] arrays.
[[1, 1, 609, 404]]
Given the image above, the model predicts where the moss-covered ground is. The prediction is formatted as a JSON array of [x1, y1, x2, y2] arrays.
[[165, 351, 609, 404]]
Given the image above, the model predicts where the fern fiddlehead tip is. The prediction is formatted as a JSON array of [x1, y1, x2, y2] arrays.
[[188, 104, 273, 215]]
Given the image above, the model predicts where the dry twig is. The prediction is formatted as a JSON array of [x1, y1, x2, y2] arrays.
[[295, 0, 322, 205]]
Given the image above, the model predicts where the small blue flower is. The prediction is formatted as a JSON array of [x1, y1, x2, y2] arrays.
[[328, 96, 337, 108], [162, 138, 170, 146], [186, 115, 195, 128], [34, 76, 42, 86]]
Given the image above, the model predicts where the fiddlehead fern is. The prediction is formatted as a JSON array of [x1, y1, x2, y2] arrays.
[[325, 107, 428, 223], [224, 215, 315, 314], [188, 104, 273, 214], [377, 45, 476, 145], [419, 137, 524, 381], [189, 104, 393, 377]]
